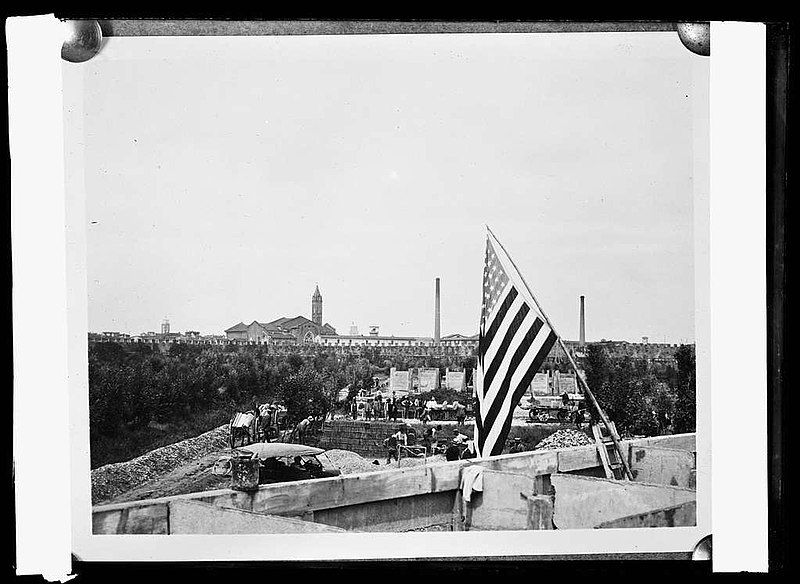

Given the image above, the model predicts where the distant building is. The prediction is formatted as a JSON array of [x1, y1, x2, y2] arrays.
[[440, 333, 479, 348], [316, 334, 431, 347], [225, 286, 337, 343]]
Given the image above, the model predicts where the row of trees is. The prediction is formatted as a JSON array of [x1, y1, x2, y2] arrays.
[[583, 344, 696, 436], [88, 343, 478, 438], [89, 341, 695, 450]]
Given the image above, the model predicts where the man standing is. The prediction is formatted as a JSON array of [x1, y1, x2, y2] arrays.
[[365, 398, 373, 421], [454, 400, 466, 426], [384, 426, 408, 465]]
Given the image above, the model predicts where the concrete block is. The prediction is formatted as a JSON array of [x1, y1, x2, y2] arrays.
[[170, 500, 345, 534], [469, 470, 537, 531], [596, 500, 696, 529], [629, 446, 696, 489], [551, 474, 696, 530]]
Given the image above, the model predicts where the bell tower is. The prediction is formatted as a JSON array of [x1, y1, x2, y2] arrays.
[[312, 285, 323, 326]]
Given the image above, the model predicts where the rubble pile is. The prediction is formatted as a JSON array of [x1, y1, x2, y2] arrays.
[[324, 449, 381, 475], [324, 449, 445, 475], [533, 428, 593, 450], [91, 425, 229, 503]]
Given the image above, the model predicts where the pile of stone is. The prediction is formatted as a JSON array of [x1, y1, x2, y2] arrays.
[[324, 449, 381, 475], [324, 449, 446, 475], [91, 425, 230, 504], [533, 428, 593, 450]]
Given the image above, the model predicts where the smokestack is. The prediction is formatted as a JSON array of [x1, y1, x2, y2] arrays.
[[579, 295, 586, 347], [434, 277, 441, 344]]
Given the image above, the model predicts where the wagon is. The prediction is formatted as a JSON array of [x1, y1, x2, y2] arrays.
[[229, 411, 259, 448], [236, 443, 341, 484]]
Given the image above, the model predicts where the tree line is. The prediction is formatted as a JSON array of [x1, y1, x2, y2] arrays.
[[583, 343, 696, 436], [88, 343, 478, 438], [88, 341, 695, 464]]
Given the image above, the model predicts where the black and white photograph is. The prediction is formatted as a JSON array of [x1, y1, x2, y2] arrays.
[[10, 18, 780, 574], [72, 26, 707, 539]]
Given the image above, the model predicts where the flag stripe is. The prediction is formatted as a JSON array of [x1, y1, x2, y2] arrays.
[[479, 286, 518, 361], [478, 318, 544, 453], [481, 314, 544, 412], [484, 335, 556, 456], [479, 328, 556, 454], [481, 302, 530, 393], [482, 290, 526, 370], [475, 231, 563, 459]]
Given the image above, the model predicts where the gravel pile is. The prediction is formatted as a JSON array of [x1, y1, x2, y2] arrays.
[[324, 449, 446, 475], [91, 425, 230, 503], [533, 428, 593, 450], [324, 449, 381, 474]]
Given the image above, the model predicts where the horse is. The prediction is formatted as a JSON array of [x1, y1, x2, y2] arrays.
[[229, 411, 259, 449]]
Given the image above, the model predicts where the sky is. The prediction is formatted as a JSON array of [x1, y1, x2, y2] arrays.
[[80, 32, 708, 343]]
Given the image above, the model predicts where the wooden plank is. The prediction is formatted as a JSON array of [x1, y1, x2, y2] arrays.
[[247, 461, 467, 516]]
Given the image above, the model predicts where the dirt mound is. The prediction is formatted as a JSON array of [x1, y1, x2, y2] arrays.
[[533, 428, 593, 450], [92, 425, 229, 504], [324, 449, 380, 474], [324, 449, 446, 475]]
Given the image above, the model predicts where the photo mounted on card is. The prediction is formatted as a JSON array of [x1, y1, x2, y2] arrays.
[[62, 20, 711, 562]]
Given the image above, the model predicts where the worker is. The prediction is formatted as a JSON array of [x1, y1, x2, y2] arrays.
[[445, 442, 462, 462], [364, 398, 373, 420], [460, 439, 477, 460], [455, 400, 466, 425], [509, 438, 525, 454], [384, 426, 408, 464], [296, 416, 311, 443]]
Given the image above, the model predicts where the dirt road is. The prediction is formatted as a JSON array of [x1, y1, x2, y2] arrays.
[[108, 449, 231, 503]]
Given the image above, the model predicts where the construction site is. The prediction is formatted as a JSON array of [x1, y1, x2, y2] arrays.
[[90, 275, 697, 535], [92, 422, 696, 534]]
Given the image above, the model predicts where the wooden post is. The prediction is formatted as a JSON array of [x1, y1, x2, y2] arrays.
[[486, 226, 633, 480]]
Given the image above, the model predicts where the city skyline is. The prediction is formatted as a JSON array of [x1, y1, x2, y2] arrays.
[[83, 33, 707, 344], [91, 282, 695, 345]]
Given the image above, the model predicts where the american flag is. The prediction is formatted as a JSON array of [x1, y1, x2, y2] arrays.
[[475, 230, 558, 457]]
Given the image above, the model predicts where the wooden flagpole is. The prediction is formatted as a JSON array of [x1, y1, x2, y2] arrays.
[[486, 226, 633, 480]]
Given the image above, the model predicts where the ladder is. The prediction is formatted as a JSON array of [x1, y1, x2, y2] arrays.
[[592, 422, 628, 480]]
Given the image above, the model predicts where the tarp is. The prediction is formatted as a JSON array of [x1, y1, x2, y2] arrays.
[[231, 412, 255, 428], [237, 443, 324, 459]]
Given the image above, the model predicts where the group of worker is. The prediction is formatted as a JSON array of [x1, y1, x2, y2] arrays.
[[351, 392, 469, 424], [382, 423, 480, 465]]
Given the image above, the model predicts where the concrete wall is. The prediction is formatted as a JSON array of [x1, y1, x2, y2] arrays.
[[93, 433, 696, 534], [596, 500, 697, 529], [170, 500, 345, 534], [629, 446, 696, 489], [550, 474, 697, 530], [314, 491, 455, 532]]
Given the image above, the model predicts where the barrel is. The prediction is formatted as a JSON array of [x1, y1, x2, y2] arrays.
[[230, 456, 260, 491]]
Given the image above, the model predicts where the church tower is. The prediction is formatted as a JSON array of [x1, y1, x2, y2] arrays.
[[312, 285, 323, 326]]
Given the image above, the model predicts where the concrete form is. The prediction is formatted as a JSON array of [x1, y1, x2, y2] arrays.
[[92, 433, 696, 535]]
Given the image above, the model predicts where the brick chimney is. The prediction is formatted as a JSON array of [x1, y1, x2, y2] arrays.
[[434, 277, 441, 344], [579, 295, 586, 348]]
